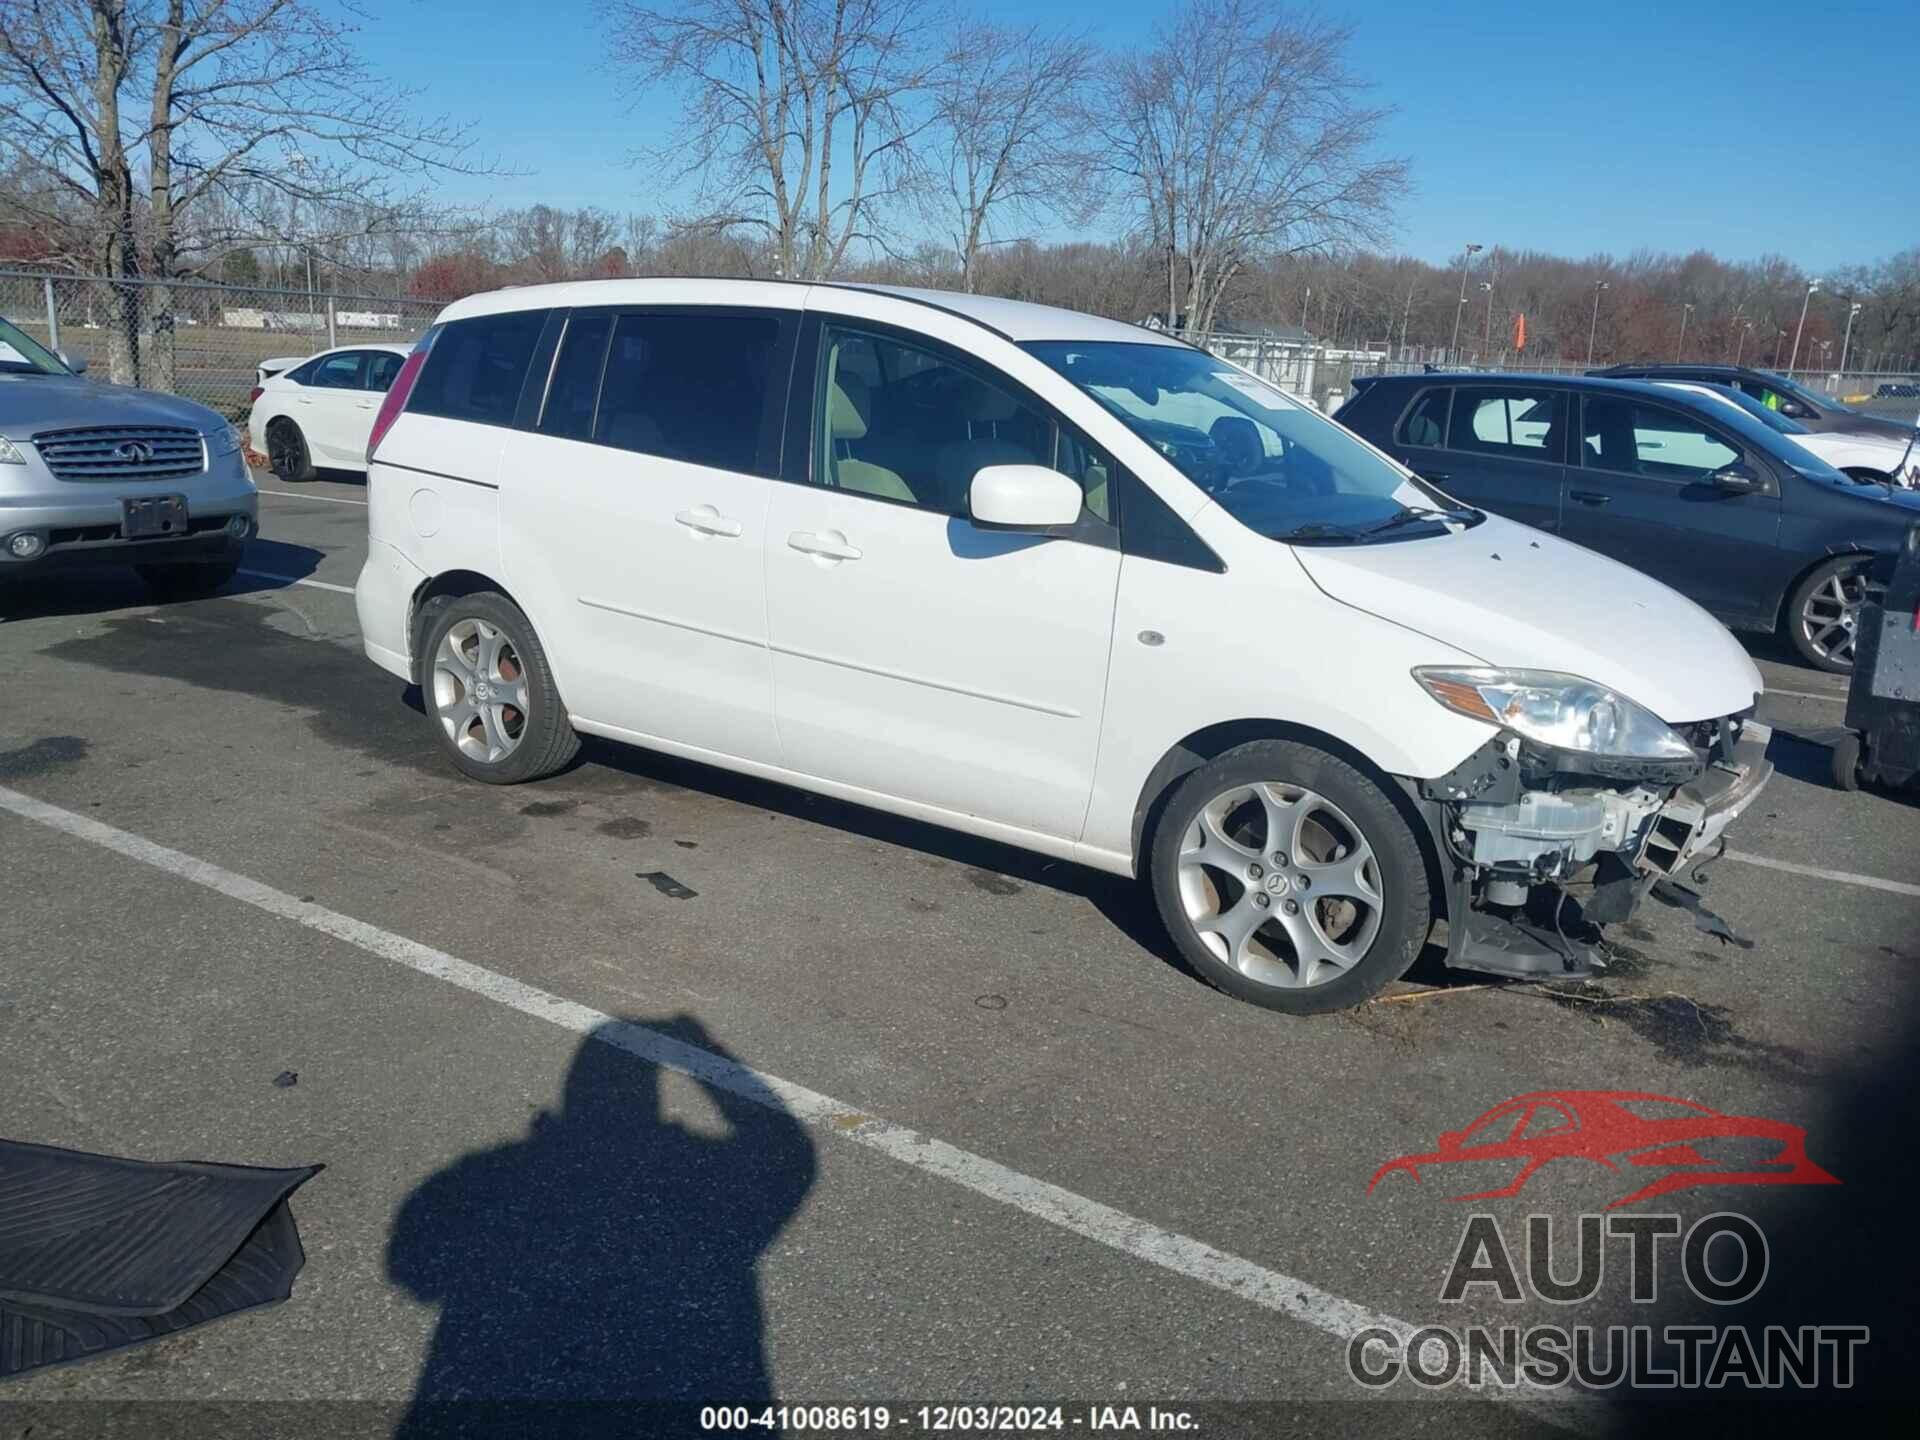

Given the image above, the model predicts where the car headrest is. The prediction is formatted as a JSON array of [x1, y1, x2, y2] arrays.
[[830, 372, 871, 440], [958, 376, 1019, 423]]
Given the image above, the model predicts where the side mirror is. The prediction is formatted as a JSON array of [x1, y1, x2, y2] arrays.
[[1779, 399, 1813, 419], [59, 349, 87, 374], [1710, 462, 1763, 494], [969, 464, 1083, 532]]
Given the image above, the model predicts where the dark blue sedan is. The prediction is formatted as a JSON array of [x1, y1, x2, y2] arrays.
[[1334, 373, 1920, 672]]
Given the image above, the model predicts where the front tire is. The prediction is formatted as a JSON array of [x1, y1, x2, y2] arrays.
[[419, 591, 579, 784], [1786, 555, 1871, 673], [1148, 740, 1431, 1014], [266, 418, 314, 482], [136, 558, 239, 600]]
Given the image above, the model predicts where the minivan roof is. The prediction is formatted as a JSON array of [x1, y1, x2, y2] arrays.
[[433, 277, 1185, 348]]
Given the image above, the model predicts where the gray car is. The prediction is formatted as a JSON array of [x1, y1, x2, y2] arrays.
[[0, 316, 256, 598]]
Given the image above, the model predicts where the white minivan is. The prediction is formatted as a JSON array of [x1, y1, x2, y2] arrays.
[[354, 280, 1773, 1013]]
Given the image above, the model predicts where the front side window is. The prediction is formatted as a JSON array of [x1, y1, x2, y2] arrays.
[[1396, 388, 1449, 447], [595, 311, 780, 473], [1025, 341, 1461, 543], [814, 325, 1097, 519], [1582, 397, 1739, 480], [310, 352, 366, 390], [409, 309, 550, 426], [1449, 386, 1565, 462]]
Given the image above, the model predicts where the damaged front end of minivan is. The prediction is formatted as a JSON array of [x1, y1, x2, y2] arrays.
[[1403, 668, 1773, 980]]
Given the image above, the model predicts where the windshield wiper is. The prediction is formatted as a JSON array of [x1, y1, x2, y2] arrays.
[[1365, 505, 1479, 535], [1272, 521, 1371, 543]]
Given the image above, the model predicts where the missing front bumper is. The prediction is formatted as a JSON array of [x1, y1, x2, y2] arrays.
[[1411, 721, 1775, 982]]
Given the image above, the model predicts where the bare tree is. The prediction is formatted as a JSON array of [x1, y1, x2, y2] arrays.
[[604, 0, 937, 280], [924, 21, 1093, 291], [1103, 0, 1407, 343], [2, 0, 490, 384]]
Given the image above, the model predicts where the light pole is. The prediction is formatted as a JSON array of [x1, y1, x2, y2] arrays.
[[1735, 320, 1753, 364], [1839, 301, 1863, 375], [1585, 280, 1609, 365], [1789, 277, 1820, 372], [1773, 328, 1788, 368], [1677, 302, 1694, 358], [1449, 242, 1482, 360], [1480, 280, 1495, 363]]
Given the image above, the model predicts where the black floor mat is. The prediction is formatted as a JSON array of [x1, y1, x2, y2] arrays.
[[0, 1140, 320, 1379]]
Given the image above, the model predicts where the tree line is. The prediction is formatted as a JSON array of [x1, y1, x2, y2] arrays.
[[4, 1, 1916, 383]]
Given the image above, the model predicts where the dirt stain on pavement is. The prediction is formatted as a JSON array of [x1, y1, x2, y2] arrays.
[[0, 735, 88, 778], [1541, 983, 1812, 1082], [598, 816, 653, 839], [965, 868, 1022, 897], [521, 799, 580, 818]]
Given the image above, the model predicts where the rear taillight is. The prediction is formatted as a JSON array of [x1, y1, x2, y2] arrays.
[[248, 385, 263, 404], [367, 331, 438, 463]]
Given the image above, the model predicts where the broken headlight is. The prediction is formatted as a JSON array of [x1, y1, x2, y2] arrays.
[[1413, 667, 1697, 761]]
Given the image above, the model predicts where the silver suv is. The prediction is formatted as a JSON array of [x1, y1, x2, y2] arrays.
[[0, 316, 257, 598]]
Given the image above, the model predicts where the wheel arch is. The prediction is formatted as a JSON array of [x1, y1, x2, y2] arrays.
[[408, 569, 538, 679], [1128, 718, 1450, 926]]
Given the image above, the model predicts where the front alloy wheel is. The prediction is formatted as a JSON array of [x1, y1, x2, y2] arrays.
[[1177, 782, 1383, 990], [1149, 739, 1430, 1014]]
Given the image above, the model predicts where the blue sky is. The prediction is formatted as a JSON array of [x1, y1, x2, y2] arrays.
[[360, 0, 1919, 270]]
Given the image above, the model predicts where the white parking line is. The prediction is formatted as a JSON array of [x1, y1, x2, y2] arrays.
[[0, 781, 1592, 1424], [1726, 850, 1920, 899], [237, 569, 355, 595], [256, 488, 368, 506]]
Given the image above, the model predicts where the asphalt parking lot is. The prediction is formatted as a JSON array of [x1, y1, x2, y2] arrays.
[[3, 471, 1917, 1435]]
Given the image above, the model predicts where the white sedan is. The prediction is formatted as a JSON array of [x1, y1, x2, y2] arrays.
[[1656, 381, 1919, 488], [248, 343, 411, 480]]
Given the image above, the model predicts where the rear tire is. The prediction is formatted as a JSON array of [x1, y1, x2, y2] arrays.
[[1786, 554, 1871, 673], [266, 418, 314, 482], [136, 558, 239, 600], [1148, 739, 1430, 1014], [418, 591, 578, 785]]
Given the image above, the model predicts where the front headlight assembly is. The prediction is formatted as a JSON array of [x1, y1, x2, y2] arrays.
[[1413, 667, 1697, 761], [0, 436, 27, 465], [205, 425, 243, 458]]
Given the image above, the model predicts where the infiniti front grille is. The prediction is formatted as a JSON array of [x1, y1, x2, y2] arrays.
[[32, 426, 205, 483]]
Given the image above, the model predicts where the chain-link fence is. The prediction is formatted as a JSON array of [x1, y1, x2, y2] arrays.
[[1, 269, 442, 421], [1201, 330, 1920, 420]]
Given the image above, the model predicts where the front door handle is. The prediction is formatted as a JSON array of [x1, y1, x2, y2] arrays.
[[787, 530, 862, 562], [1568, 490, 1613, 506], [674, 505, 744, 538], [1419, 470, 1451, 483]]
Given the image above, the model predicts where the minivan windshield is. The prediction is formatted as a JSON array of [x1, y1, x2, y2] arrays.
[[1023, 340, 1474, 543], [0, 318, 70, 376]]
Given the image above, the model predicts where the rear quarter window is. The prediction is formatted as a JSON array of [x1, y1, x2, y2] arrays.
[[408, 309, 551, 426]]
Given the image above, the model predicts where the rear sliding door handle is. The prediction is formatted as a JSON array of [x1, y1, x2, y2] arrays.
[[1568, 490, 1613, 506], [786, 530, 862, 561], [674, 505, 743, 538]]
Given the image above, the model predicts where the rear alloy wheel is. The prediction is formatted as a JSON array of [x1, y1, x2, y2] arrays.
[[1149, 740, 1430, 1013], [420, 592, 578, 784], [1788, 555, 1871, 673], [266, 418, 313, 482]]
